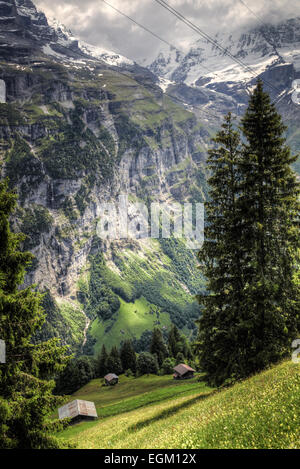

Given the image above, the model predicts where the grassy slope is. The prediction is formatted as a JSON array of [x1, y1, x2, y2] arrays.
[[57, 360, 300, 449], [88, 238, 203, 354], [90, 297, 172, 354]]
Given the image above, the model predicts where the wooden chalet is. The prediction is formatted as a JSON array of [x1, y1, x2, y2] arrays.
[[173, 363, 195, 380], [104, 373, 119, 386]]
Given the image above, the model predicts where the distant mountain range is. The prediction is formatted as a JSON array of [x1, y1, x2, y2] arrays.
[[143, 17, 300, 172]]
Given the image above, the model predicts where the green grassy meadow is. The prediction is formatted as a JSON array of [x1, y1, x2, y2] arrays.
[[90, 297, 172, 354], [87, 237, 205, 355], [57, 360, 300, 449]]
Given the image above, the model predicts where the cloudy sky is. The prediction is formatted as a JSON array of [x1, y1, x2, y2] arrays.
[[34, 0, 299, 62]]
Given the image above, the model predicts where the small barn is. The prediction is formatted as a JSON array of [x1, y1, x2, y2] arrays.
[[58, 399, 98, 423], [173, 363, 195, 380], [104, 373, 119, 386]]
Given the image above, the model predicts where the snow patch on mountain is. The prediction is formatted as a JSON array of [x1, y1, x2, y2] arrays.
[[42, 43, 66, 59], [157, 76, 175, 92], [47, 16, 134, 67], [146, 17, 300, 89], [78, 41, 134, 67], [48, 17, 78, 48]]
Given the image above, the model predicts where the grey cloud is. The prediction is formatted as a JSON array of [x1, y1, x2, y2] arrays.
[[34, 0, 299, 61]]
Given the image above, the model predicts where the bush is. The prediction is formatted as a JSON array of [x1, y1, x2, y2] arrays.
[[161, 357, 175, 375], [137, 352, 159, 376], [55, 356, 96, 395]]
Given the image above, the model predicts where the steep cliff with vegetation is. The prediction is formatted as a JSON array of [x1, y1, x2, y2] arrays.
[[1, 1, 299, 356], [0, 0, 211, 355]]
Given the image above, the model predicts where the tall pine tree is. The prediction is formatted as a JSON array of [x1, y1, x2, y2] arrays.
[[238, 80, 299, 373], [167, 325, 182, 358], [97, 344, 109, 377], [120, 340, 137, 374], [150, 328, 168, 367], [197, 84, 300, 386], [0, 180, 70, 448], [106, 346, 123, 375], [196, 112, 243, 385]]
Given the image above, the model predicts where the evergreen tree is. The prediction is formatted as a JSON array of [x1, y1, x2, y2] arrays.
[[137, 352, 159, 376], [150, 328, 168, 366], [181, 336, 194, 361], [55, 356, 95, 395], [167, 325, 182, 358], [167, 325, 193, 361], [238, 80, 299, 372], [0, 181, 69, 448], [120, 340, 137, 374], [97, 344, 109, 377], [197, 84, 300, 386], [106, 346, 122, 375], [196, 112, 243, 385]]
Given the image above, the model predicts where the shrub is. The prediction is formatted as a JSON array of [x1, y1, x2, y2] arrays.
[[137, 352, 159, 376], [55, 356, 96, 395], [161, 357, 176, 375]]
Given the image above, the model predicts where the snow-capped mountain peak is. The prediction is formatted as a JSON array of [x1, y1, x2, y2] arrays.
[[147, 17, 300, 88], [0, 0, 134, 68], [46, 17, 134, 67]]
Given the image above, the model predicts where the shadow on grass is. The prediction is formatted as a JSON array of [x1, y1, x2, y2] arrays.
[[128, 391, 214, 433]]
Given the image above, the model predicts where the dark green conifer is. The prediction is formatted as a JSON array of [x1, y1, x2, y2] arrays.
[[106, 346, 123, 375], [238, 80, 300, 373], [0, 181, 69, 448], [196, 112, 242, 385], [196, 84, 299, 386], [120, 340, 137, 374], [167, 325, 181, 358], [150, 328, 168, 366], [98, 344, 109, 377]]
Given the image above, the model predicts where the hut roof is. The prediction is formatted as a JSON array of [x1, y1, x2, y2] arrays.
[[58, 400, 97, 420], [173, 363, 195, 376], [105, 373, 119, 382]]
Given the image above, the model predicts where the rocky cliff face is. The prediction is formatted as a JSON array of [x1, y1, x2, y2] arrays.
[[0, 0, 209, 354]]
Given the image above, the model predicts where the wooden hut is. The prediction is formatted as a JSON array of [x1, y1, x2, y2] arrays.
[[173, 363, 195, 380], [104, 373, 119, 386], [58, 399, 98, 423]]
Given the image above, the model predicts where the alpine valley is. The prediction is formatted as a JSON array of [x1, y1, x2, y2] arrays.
[[0, 0, 299, 356]]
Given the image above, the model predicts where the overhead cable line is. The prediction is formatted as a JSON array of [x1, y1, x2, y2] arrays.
[[153, 0, 282, 97], [100, 0, 221, 80]]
